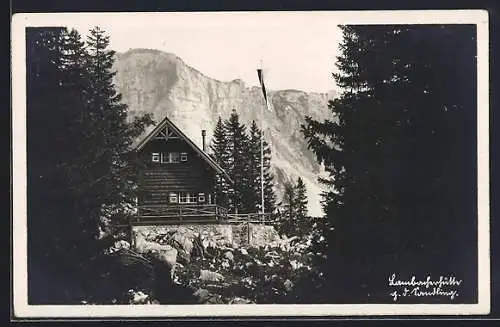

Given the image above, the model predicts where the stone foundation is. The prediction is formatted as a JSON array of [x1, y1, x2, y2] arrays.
[[131, 223, 280, 250]]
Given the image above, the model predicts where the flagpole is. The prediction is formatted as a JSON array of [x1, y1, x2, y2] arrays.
[[260, 60, 265, 216]]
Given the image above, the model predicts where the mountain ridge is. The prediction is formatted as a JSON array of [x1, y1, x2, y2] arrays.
[[112, 48, 335, 216]]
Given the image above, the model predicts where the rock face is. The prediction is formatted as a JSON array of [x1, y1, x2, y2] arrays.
[[199, 269, 225, 283], [131, 223, 281, 251], [133, 236, 178, 278], [247, 224, 281, 247], [113, 49, 337, 216]]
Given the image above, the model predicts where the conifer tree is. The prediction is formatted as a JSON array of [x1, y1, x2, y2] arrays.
[[294, 177, 308, 220], [84, 27, 154, 224], [301, 25, 478, 301], [277, 177, 309, 236], [247, 121, 262, 211], [28, 27, 68, 265], [248, 120, 276, 214], [223, 110, 251, 213], [210, 116, 230, 208], [262, 133, 276, 215], [278, 180, 297, 235], [26, 27, 154, 303]]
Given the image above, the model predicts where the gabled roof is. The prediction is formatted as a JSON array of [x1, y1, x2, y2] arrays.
[[134, 116, 233, 184]]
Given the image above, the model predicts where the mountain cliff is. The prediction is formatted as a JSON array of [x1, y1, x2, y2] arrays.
[[112, 48, 336, 216]]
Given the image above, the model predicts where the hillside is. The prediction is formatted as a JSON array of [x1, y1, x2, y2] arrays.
[[112, 48, 336, 216]]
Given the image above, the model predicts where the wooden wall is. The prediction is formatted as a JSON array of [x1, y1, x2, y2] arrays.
[[137, 138, 217, 207]]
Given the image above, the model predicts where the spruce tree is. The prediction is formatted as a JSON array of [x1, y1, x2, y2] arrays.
[[294, 177, 308, 220], [27, 27, 67, 266], [277, 177, 308, 236], [279, 180, 296, 236], [84, 26, 154, 225], [247, 121, 262, 211], [262, 132, 276, 215], [26, 27, 154, 303], [210, 116, 230, 208], [248, 120, 276, 215], [223, 110, 251, 213], [302, 25, 478, 301]]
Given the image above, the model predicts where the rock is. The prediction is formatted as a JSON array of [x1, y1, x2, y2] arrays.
[[207, 294, 225, 304], [289, 259, 303, 270], [135, 237, 161, 254], [193, 288, 211, 303], [113, 240, 130, 251], [249, 225, 282, 247], [193, 288, 225, 304], [265, 250, 279, 258], [241, 276, 254, 286], [230, 297, 253, 304], [172, 228, 194, 252], [132, 225, 235, 256], [128, 290, 149, 304], [173, 243, 193, 264], [221, 259, 230, 269], [138, 241, 178, 279], [207, 294, 224, 304], [199, 269, 225, 282], [156, 245, 178, 269], [223, 251, 234, 262]]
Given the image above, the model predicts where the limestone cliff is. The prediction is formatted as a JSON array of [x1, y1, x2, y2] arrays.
[[113, 48, 336, 216]]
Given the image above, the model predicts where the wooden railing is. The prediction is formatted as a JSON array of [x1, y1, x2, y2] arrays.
[[132, 204, 275, 225], [225, 212, 274, 224], [137, 204, 228, 219]]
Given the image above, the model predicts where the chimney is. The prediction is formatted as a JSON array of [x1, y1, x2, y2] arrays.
[[201, 130, 206, 151]]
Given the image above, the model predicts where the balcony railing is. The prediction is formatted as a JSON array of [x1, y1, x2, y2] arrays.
[[132, 204, 274, 225], [225, 212, 274, 224], [137, 204, 228, 219]]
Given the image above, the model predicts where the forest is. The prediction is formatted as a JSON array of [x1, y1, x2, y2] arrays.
[[26, 24, 478, 305]]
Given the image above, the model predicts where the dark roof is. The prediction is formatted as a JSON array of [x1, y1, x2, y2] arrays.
[[134, 116, 233, 183]]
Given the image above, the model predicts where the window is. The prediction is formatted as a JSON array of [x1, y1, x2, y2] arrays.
[[198, 193, 206, 203], [179, 192, 197, 204], [169, 192, 178, 203], [158, 152, 182, 164], [180, 152, 188, 162], [169, 152, 180, 163], [160, 152, 168, 163], [152, 152, 160, 163]]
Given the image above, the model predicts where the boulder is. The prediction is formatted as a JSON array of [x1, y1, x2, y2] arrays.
[[229, 297, 253, 304], [156, 245, 178, 269], [193, 288, 225, 304], [113, 240, 130, 251], [223, 251, 234, 262], [249, 225, 281, 247], [128, 289, 150, 304], [221, 259, 231, 269], [135, 239, 178, 279], [289, 259, 303, 270], [171, 232, 194, 263], [206, 294, 225, 304], [193, 288, 211, 303], [199, 269, 225, 283]]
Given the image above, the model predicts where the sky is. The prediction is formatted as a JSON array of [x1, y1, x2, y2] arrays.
[[66, 12, 344, 93]]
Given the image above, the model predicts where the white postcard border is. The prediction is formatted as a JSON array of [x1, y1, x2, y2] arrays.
[[11, 10, 490, 317]]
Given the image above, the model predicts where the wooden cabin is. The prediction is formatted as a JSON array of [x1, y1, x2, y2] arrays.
[[132, 116, 233, 224]]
